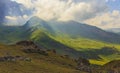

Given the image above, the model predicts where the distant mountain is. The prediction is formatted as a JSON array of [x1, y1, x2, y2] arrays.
[[50, 21, 120, 43], [106, 28, 120, 34], [118, 32, 120, 35], [21, 17, 120, 59], [22, 17, 120, 43], [0, 25, 29, 44], [1, 16, 120, 44]]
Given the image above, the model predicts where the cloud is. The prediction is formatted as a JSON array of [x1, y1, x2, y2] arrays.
[[11, 0, 33, 8], [5, 15, 29, 25], [106, 0, 116, 2], [12, 0, 120, 29], [84, 10, 120, 29], [13, 0, 108, 21], [5, 16, 17, 20]]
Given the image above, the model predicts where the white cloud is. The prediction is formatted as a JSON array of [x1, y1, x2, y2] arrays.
[[12, 0, 120, 29], [106, 0, 116, 2], [13, 0, 108, 21], [5, 15, 29, 26], [84, 10, 120, 29], [5, 16, 17, 20], [23, 15, 29, 19], [12, 0, 33, 8]]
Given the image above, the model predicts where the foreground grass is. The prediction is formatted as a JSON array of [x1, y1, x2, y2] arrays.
[[0, 44, 85, 73]]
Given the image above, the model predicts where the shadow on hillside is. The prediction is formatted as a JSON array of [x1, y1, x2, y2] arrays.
[[78, 47, 119, 59]]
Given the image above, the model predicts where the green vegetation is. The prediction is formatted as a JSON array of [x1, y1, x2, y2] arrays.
[[0, 44, 82, 73], [26, 29, 120, 65], [54, 36, 120, 51], [52, 36, 120, 65], [0, 16, 120, 68], [0, 42, 119, 73]]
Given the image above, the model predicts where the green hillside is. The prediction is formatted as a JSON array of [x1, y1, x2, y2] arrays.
[[54, 36, 120, 51], [53, 36, 120, 65], [50, 21, 120, 43], [0, 16, 120, 66], [0, 43, 82, 73], [29, 29, 81, 58], [0, 25, 30, 44], [27, 29, 120, 65], [0, 42, 119, 73]]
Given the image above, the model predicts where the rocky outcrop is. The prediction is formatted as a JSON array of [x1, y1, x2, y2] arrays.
[[16, 40, 37, 47], [76, 57, 91, 73], [0, 55, 31, 62], [104, 60, 120, 73], [16, 40, 48, 56], [23, 48, 48, 56]]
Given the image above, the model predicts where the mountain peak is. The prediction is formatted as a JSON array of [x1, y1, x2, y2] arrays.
[[23, 16, 54, 33], [24, 16, 45, 27]]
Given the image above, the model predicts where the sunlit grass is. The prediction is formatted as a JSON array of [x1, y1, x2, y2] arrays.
[[53, 36, 120, 51]]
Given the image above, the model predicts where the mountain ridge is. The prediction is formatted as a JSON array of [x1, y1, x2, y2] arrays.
[[0, 16, 120, 65]]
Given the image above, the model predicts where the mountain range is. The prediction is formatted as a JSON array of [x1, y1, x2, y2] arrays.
[[0, 0, 120, 73], [0, 16, 120, 64], [0, 15, 120, 73], [1, 16, 120, 43]]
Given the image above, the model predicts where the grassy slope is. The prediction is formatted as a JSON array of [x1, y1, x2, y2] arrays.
[[29, 29, 82, 58], [13, 28, 119, 65], [53, 36, 120, 65], [54, 36, 120, 51], [0, 43, 119, 73], [0, 26, 120, 66], [0, 26, 29, 44], [0, 44, 86, 73], [29, 29, 120, 65]]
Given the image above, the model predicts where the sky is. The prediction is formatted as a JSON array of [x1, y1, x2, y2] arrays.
[[7, 0, 120, 29]]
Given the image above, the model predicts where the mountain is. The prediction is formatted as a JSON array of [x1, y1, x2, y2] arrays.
[[107, 28, 120, 33], [49, 21, 120, 43], [106, 28, 120, 35], [0, 1, 120, 72], [21, 17, 120, 62], [29, 29, 81, 58], [23, 17, 120, 43], [0, 16, 120, 65], [23, 17, 55, 33], [0, 25, 21, 43], [118, 32, 120, 35]]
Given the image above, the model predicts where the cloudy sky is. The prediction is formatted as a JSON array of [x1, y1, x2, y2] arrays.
[[8, 0, 120, 29]]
